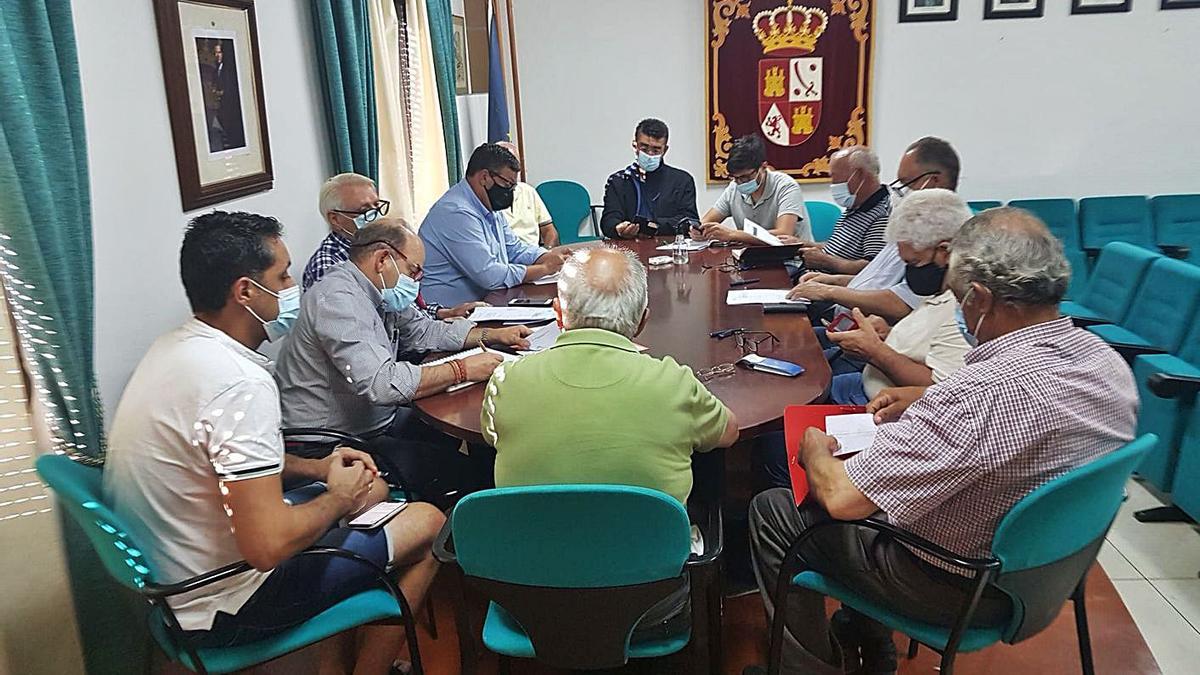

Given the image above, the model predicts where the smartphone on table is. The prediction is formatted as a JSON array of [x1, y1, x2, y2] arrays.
[[508, 297, 554, 307]]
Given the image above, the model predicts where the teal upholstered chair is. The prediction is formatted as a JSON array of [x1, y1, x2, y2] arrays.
[[1060, 242, 1160, 325], [1087, 257, 1200, 358], [967, 200, 1001, 213], [1169, 402, 1200, 526], [1078, 196, 1157, 256], [535, 180, 600, 244], [1151, 194, 1200, 264], [36, 454, 424, 675], [806, 201, 842, 242], [769, 435, 1157, 675], [434, 484, 723, 674], [1008, 198, 1088, 298]]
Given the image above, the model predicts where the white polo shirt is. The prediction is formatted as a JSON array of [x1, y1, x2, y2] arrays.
[[103, 318, 284, 631], [861, 290, 971, 399], [835, 242, 923, 315]]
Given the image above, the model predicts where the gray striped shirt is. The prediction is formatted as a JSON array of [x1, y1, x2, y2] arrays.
[[823, 187, 891, 262]]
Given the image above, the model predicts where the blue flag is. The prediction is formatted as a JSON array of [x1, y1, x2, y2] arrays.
[[486, 3, 510, 143]]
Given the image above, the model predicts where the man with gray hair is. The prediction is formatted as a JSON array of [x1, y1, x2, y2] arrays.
[[481, 245, 739, 638], [743, 208, 1137, 675], [801, 145, 891, 275]]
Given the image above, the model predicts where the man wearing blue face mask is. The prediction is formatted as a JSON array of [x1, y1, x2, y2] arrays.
[[276, 218, 532, 501], [699, 134, 811, 245], [600, 118, 700, 239], [798, 146, 890, 275]]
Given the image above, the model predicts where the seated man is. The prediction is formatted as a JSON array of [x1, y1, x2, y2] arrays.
[[276, 218, 531, 501], [103, 211, 444, 674], [303, 172, 480, 319], [824, 189, 973, 404], [600, 117, 700, 239], [419, 143, 565, 306], [481, 246, 739, 636], [799, 146, 890, 275], [788, 136, 961, 323], [496, 141, 559, 247], [744, 208, 1137, 675], [699, 134, 811, 245]]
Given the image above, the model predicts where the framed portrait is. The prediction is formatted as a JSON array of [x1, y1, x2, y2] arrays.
[[452, 15, 469, 95], [984, 0, 1045, 19], [152, 0, 272, 211], [900, 0, 958, 23], [1162, 0, 1200, 8], [1071, 0, 1131, 12]]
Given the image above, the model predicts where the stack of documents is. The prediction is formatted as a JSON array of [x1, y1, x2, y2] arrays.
[[825, 413, 878, 457], [530, 272, 560, 285], [744, 218, 784, 246], [655, 239, 713, 252], [520, 322, 561, 353], [468, 306, 556, 323], [726, 289, 807, 305], [422, 347, 521, 392]]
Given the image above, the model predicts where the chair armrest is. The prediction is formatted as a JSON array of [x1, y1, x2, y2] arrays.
[[282, 427, 370, 450], [1149, 371, 1200, 399], [685, 501, 724, 568], [1110, 342, 1167, 364], [1159, 244, 1191, 260], [1067, 316, 1108, 328], [432, 516, 457, 564], [794, 517, 1000, 573]]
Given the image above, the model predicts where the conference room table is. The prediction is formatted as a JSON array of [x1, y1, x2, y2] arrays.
[[414, 238, 832, 444]]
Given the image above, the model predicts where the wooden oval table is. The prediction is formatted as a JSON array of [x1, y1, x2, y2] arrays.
[[414, 238, 832, 444]]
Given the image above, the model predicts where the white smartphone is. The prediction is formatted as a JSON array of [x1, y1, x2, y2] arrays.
[[347, 501, 408, 529]]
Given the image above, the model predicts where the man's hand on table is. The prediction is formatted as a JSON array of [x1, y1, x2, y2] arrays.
[[462, 352, 504, 381], [439, 301, 488, 320], [614, 221, 640, 239], [486, 325, 533, 350], [787, 280, 836, 302]]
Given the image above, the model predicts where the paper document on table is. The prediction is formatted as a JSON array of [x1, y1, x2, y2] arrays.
[[421, 347, 521, 392], [530, 272, 560, 285], [520, 322, 562, 352], [825, 413, 878, 458], [744, 219, 783, 246], [655, 239, 712, 252], [468, 306, 556, 323], [726, 289, 806, 305]]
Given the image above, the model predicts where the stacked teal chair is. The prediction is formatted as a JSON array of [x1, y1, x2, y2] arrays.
[[434, 484, 723, 674], [807, 201, 842, 242], [535, 180, 600, 244], [1009, 198, 1088, 298], [1086, 257, 1200, 360], [36, 454, 425, 675], [1168, 401, 1200, 525], [1078, 196, 1156, 256], [1060, 242, 1160, 325], [1151, 194, 1200, 264], [967, 200, 1002, 213], [768, 435, 1158, 675]]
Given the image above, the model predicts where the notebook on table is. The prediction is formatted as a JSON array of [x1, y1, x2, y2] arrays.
[[783, 404, 870, 504]]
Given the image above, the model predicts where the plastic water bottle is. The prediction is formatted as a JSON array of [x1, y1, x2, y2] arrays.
[[672, 234, 689, 265]]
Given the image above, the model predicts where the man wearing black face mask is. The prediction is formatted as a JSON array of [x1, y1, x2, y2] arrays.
[[419, 143, 567, 306]]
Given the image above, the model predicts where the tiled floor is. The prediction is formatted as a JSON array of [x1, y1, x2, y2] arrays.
[[1103, 479, 1200, 675]]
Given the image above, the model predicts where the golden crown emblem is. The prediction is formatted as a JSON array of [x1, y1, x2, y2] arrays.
[[753, 0, 828, 55]]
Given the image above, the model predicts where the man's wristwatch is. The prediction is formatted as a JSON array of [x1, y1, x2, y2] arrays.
[[479, 327, 492, 347]]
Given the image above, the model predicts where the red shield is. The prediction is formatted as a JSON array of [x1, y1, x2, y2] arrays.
[[758, 57, 823, 147]]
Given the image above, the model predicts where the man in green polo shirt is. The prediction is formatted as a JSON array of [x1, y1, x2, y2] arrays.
[[481, 246, 739, 505]]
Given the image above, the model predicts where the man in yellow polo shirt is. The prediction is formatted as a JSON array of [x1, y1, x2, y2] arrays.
[[481, 246, 739, 505], [496, 141, 559, 247]]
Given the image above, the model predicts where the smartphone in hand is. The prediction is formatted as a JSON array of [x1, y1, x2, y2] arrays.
[[826, 312, 859, 333]]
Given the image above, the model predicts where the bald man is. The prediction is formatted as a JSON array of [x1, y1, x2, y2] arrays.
[[496, 141, 560, 247]]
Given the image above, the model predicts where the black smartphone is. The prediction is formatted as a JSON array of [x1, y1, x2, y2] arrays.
[[508, 297, 554, 307]]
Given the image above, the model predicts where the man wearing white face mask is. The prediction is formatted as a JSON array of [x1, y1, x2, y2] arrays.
[[799, 146, 890, 275], [600, 118, 699, 239], [276, 218, 532, 501]]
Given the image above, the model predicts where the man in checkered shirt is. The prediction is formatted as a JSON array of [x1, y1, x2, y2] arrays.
[[744, 208, 1137, 675]]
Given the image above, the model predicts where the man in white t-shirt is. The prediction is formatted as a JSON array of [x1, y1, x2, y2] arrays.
[[103, 211, 443, 673], [787, 136, 962, 323]]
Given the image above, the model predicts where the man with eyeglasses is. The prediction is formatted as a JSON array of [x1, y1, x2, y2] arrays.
[[600, 118, 700, 239], [698, 134, 812, 245], [419, 144, 567, 306], [304, 172, 483, 320], [276, 218, 533, 504]]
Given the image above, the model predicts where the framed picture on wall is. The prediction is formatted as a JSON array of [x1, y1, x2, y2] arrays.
[[452, 15, 469, 95], [152, 0, 272, 211], [984, 0, 1045, 19], [1072, 0, 1131, 12], [900, 0, 958, 23], [1162, 0, 1200, 9]]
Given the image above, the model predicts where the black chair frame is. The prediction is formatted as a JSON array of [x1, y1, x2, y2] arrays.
[[433, 499, 725, 675], [142, 546, 423, 675], [767, 517, 1096, 675]]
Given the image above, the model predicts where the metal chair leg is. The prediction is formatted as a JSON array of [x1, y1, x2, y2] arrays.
[[907, 637, 918, 659], [425, 596, 438, 640], [1073, 580, 1095, 675], [940, 649, 957, 675]]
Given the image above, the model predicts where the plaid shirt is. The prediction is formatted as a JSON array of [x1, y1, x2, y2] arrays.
[[845, 317, 1137, 571], [302, 231, 351, 291]]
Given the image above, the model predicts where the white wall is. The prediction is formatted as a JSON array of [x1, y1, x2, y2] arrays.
[[75, 0, 334, 416], [513, 0, 1200, 207]]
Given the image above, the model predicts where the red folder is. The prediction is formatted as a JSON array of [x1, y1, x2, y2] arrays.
[[784, 405, 866, 505]]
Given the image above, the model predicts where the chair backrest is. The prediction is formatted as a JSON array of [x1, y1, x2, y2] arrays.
[[536, 180, 597, 245], [1079, 195, 1154, 251], [1008, 198, 1080, 251], [806, 201, 842, 242], [36, 454, 157, 591], [1076, 241, 1160, 323], [991, 434, 1157, 642], [1151, 194, 1200, 263], [968, 200, 1002, 213], [1118, 257, 1200, 352]]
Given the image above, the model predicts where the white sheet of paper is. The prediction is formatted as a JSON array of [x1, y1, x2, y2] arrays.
[[530, 272, 560, 285], [421, 347, 522, 391], [744, 218, 783, 246], [655, 239, 713, 252], [726, 289, 806, 305], [468, 306, 557, 323], [825, 413, 878, 457], [520, 322, 562, 352]]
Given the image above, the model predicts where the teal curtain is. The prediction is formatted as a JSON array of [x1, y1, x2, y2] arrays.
[[426, 0, 463, 183], [1, 2, 143, 674], [311, 0, 379, 180]]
